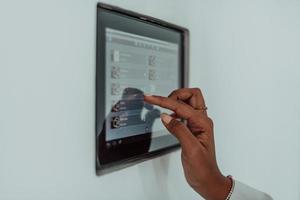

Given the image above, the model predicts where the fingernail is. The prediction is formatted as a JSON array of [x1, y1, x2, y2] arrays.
[[161, 113, 172, 124], [144, 94, 152, 97]]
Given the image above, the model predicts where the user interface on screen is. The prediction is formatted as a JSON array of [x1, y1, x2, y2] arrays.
[[105, 28, 179, 142]]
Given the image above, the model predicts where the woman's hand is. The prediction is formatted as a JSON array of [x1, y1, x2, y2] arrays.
[[144, 88, 231, 200]]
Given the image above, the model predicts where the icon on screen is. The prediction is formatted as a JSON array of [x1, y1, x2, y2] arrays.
[[111, 83, 121, 95], [148, 69, 156, 80], [148, 55, 156, 66], [111, 66, 120, 79], [111, 116, 121, 129], [111, 50, 120, 62]]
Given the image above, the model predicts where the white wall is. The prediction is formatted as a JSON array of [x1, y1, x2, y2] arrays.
[[187, 1, 300, 199], [0, 0, 299, 200]]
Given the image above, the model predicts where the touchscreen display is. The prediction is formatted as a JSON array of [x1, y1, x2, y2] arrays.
[[96, 4, 187, 172], [105, 28, 179, 142]]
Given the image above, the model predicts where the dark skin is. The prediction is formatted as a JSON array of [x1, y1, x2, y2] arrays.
[[144, 88, 232, 200]]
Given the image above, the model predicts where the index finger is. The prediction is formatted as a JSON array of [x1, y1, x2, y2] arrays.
[[168, 88, 206, 110], [144, 95, 196, 120]]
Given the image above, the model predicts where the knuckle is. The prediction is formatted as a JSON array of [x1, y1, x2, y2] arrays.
[[169, 88, 184, 97], [171, 90, 178, 95], [178, 88, 189, 94], [192, 87, 202, 94], [168, 90, 177, 97]]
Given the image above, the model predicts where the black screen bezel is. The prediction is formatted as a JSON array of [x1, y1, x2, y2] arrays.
[[96, 3, 189, 175]]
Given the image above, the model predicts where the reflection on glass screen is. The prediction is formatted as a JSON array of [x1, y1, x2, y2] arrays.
[[105, 28, 179, 141]]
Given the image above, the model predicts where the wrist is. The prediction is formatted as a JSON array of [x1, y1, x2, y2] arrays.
[[196, 172, 232, 200]]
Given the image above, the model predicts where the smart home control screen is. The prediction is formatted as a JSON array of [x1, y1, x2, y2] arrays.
[[105, 28, 180, 142]]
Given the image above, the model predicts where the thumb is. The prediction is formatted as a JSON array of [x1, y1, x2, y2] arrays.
[[160, 113, 198, 150]]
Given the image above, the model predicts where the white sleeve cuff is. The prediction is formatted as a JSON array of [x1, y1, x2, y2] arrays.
[[230, 180, 273, 200]]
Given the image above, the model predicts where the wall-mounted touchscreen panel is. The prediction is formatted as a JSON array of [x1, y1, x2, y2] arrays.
[[96, 3, 189, 175]]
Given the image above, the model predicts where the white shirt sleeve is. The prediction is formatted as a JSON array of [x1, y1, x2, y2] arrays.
[[230, 180, 273, 200]]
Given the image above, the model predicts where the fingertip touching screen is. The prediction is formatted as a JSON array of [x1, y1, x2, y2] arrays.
[[96, 3, 189, 174]]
